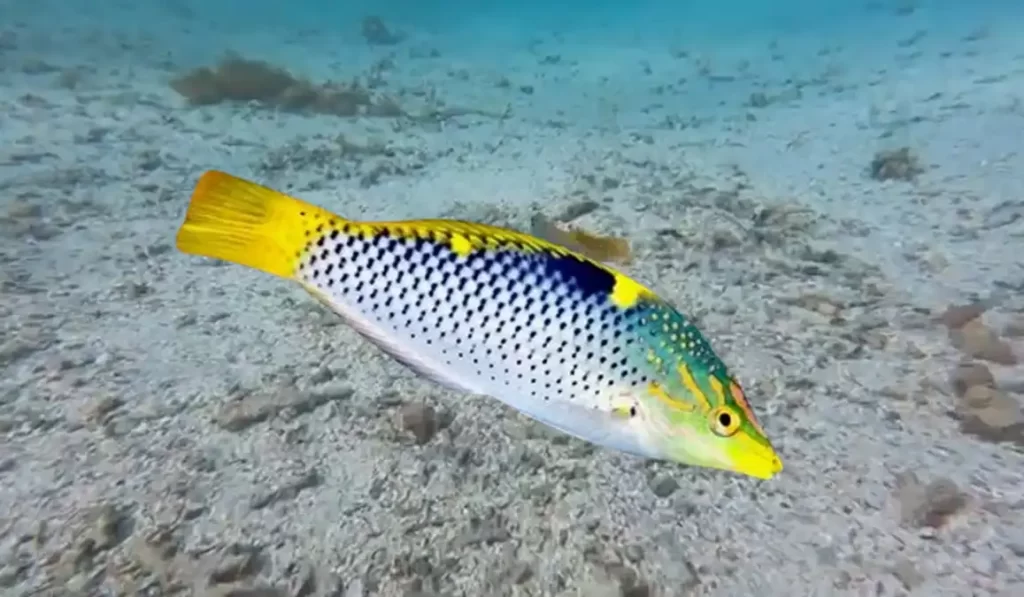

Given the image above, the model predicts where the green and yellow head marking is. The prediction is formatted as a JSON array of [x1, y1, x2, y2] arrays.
[[631, 301, 782, 480]]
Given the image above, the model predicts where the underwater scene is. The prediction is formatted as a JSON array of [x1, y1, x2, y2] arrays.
[[2, 0, 1024, 595]]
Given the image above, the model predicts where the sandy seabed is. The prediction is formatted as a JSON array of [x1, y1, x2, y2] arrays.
[[2, 2, 1024, 596]]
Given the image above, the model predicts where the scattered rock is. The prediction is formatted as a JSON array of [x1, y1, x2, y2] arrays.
[[214, 384, 352, 431], [949, 362, 995, 397], [123, 528, 309, 596], [126, 530, 180, 589], [249, 469, 322, 510], [981, 200, 1024, 232], [361, 16, 404, 46], [3, 197, 43, 220], [452, 513, 511, 548], [956, 385, 1024, 446], [747, 92, 771, 108], [309, 366, 339, 385], [949, 319, 1018, 365], [576, 571, 623, 597], [0, 337, 46, 365], [602, 560, 656, 597], [79, 394, 123, 425], [507, 561, 534, 585], [621, 580, 652, 597], [208, 543, 264, 584], [396, 402, 438, 444], [84, 503, 133, 551], [784, 293, 844, 318], [937, 302, 987, 330], [869, 147, 924, 182], [960, 384, 1002, 410], [896, 472, 971, 529], [648, 475, 679, 498]]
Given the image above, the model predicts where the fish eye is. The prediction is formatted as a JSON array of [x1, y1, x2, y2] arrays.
[[709, 406, 741, 437]]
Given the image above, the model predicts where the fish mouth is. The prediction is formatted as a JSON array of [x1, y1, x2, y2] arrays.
[[729, 444, 784, 480]]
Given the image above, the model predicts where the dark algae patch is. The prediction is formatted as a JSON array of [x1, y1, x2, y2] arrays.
[[869, 146, 925, 181], [170, 54, 395, 117]]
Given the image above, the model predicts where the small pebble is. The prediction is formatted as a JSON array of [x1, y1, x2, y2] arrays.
[[897, 472, 970, 528], [649, 475, 679, 498], [397, 402, 438, 444], [949, 320, 1018, 365], [937, 302, 986, 329], [949, 362, 994, 397]]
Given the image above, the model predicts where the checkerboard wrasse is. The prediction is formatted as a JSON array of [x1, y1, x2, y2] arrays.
[[175, 171, 782, 479]]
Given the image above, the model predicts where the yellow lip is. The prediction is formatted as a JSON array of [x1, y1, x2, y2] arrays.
[[730, 441, 784, 480], [742, 452, 783, 480]]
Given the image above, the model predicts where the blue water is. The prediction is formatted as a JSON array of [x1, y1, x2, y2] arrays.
[[3, 1, 1024, 595]]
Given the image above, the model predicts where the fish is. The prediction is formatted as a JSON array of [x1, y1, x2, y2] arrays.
[[175, 171, 783, 480]]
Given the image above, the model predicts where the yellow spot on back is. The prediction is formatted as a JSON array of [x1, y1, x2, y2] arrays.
[[609, 273, 650, 308], [449, 233, 473, 256], [345, 218, 555, 255]]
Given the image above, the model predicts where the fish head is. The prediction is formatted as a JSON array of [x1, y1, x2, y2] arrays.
[[636, 367, 782, 480]]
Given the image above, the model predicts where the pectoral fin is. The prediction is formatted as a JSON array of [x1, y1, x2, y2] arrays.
[[611, 402, 635, 419]]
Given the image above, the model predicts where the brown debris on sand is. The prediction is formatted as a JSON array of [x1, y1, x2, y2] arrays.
[[955, 383, 1024, 447], [937, 300, 1018, 365], [395, 402, 439, 445], [936, 301, 989, 330], [361, 16, 405, 46], [896, 471, 971, 529], [949, 319, 1018, 366], [170, 55, 402, 118], [939, 301, 1024, 446], [869, 147, 924, 181], [949, 362, 995, 397]]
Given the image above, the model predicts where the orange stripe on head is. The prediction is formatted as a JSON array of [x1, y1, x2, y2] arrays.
[[728, 380, 765, 436]]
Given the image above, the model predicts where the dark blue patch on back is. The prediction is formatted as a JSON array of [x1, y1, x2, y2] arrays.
[[532, 250, 616, 301]]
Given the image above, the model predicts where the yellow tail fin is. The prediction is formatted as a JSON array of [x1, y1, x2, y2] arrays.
[[175, 171, 342, 279]]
